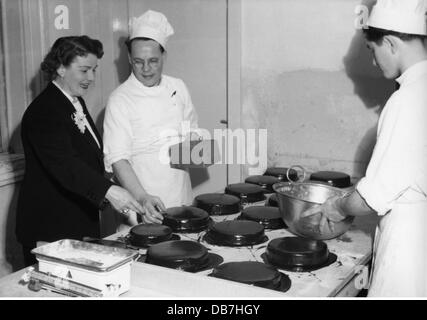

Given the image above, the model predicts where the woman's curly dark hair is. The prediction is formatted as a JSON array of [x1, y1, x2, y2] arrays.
[[41, 35, 104, 81]]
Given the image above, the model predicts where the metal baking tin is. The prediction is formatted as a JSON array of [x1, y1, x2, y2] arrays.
[[238, 206, 286, 230], [204, 220, 268, 247], [224, 183, 266, 204], [193, 193, 241, 215], [264, 167, 298, 182], [265, 237, 337, 272], [128, 224, 178, 247], [309, 171, 352, 188], [162, 206, 211, 233], [31, 239, 138, 273], [244, 175, 281, 193]]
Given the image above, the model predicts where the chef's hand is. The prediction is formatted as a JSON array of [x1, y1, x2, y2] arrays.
[[105, 185, 144, 216], [138, 194, 166, 224], [300, 195, 347, 234]]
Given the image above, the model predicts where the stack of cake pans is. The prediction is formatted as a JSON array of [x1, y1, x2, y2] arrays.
[[264, 167, 298, 182], [209, 261, 291, 292], [238, 206, 286, 230], [204, 220, 268, 247], [225, 183, 265, 204], [193, 193, 241, 215], [128, 224, 179, 248], [309, 171, 352, 188], [264, 237, 337, 272], [162, 206, 211, 233], [145, 240, 222, 272], [244, 175, 281, 193]]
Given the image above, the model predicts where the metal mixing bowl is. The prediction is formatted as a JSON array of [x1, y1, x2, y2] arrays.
[[273, 181, 354, 240]]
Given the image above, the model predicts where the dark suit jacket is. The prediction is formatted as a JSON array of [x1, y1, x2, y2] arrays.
[[16, 82, 113, 246]]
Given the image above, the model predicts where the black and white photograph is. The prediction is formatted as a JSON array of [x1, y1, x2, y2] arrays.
[[0, 0, 426, 308]]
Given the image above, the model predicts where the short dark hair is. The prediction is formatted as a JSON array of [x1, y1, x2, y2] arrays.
[[125, 37, 165, 54], [363, 26, 426, 44], [41, 35, 104, 81]]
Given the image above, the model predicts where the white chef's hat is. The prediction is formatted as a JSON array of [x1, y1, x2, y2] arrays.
[[129, 10, 174, 49], [367, 0, 427, 35]]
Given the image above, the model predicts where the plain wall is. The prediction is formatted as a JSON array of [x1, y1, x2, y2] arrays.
[[241, 0, 396, 178]]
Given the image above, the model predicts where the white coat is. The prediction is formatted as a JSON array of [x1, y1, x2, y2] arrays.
[[103, 73, 199, 208], [357, 60, 427, 297]]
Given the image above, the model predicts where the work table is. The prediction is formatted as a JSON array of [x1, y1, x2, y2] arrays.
[[129, 210, 378, 297], [0, 201, 378, 298]]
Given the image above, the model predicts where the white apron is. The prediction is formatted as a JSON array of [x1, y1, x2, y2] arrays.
[[131, 151, 193, 208], [128, 85, 193, 208], [368, 201, 427, 297]]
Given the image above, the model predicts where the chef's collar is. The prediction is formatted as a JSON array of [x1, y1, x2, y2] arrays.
[[396, 59, 427, 87], [52, 80, 79, 104]]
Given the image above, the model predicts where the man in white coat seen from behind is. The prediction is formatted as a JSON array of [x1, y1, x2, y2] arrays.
[[302, 0, 427, 297], [103, 10, 200, 226]]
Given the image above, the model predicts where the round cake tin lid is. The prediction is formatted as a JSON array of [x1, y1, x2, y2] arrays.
[[130, 223, 172, 238], [210, 220, 265, 236], [225, 183, 265, 194], [242, 206, 281, 221], [194, 193, 241, 205], [164, 206, 209, 221]]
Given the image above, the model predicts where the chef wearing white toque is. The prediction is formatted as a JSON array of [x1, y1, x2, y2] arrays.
[[302, 0, 427, 297], [103, 10, 200, 225]]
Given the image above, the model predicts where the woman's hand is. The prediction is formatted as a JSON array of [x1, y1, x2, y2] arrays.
[[300, 195, 347, 234], [138, 194, 166, 224], [105, 185, 144, 216]]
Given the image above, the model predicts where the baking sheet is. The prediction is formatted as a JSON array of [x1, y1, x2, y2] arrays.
[[31, 239, 138, 272]]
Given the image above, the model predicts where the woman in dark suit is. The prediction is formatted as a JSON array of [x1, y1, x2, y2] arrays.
[[16, 36, 144, 266]]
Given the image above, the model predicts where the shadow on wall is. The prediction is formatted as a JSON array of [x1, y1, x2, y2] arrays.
[[343, 0, 395, 176]]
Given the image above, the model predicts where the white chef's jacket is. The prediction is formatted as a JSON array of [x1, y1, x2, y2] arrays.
[[103, 73, 199, 208], [356, 60, 427, 297]]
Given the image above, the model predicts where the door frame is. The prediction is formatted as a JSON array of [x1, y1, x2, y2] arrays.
[[226, 0, 242, 184]]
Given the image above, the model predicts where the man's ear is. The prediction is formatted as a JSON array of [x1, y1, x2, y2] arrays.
[[383, 35, 400, 55]]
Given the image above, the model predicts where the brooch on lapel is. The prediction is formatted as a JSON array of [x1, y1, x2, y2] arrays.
[[71, 110, 86, 134]]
